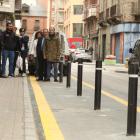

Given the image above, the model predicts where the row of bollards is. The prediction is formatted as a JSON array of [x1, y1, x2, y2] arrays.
[[59, 56, 139, 137]]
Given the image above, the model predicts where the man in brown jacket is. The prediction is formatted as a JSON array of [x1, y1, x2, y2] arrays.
[[43, 27, 60, 82]]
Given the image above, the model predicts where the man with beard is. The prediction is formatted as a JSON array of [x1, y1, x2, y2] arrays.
[[2, 23, 16, 78]]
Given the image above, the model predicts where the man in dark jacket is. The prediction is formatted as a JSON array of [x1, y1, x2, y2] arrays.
[[36, 29, 48, 81], [0, 29, 3, 76], [2, 23, 16, 78], [17, 28, 29, 77]]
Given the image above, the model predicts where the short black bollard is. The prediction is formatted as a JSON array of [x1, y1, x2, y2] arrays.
[[77, 58, 83, 96], [66, 56, 71, 88], [127, 64, 139, 136], [59, 57, 63, 83], [94, 60, 102, 110]]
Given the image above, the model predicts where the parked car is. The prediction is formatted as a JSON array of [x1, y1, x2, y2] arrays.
[[28, 30, 70, 76], [72, 49, 92, 62]]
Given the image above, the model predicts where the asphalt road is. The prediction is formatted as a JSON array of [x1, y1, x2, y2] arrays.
[[34, 63, 140, 140]]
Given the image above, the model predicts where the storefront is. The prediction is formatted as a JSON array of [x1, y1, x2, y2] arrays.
[[110, 23, 140, 63]]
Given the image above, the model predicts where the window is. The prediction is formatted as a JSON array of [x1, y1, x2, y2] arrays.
[[84, 24, 86, 34], [52, 12, 55, 20], [52, 0, 55, 8], [22, 7, 29, 13], [22, 19, 27, 28], [34, 20, 39, 31], [73, 23, 83, 37], [74, 5, 83, 15]]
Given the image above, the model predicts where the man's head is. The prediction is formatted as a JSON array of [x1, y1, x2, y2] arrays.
[[43, 29, 48, 37], [19, 28, 26, 36], [6, 23, 13, 32], [49, 27, 55, 35], [13, 26, 17, 34]]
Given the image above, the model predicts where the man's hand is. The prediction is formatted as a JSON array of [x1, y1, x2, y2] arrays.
[[57, 57, 59, 60], [18, 52, 21, 56], [19, 36, 22, 38], [44, 56, 46, 59]]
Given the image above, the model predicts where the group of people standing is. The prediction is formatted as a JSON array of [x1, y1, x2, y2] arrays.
[[0, 23, 61, 81], [31, 27, 60, 82], [0, 23, 29, 78]]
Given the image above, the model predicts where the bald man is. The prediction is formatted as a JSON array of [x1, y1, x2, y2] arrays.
[[43, 27, 60, 82]]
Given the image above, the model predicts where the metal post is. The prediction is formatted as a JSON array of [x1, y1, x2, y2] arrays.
[[66, 56, 71, 88], [127, 64, 139, 136], [77, 58, 83, 96], [59, 57, 63, 83], [94, 60, 102, 110]]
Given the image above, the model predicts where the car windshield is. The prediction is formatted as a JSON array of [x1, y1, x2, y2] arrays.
[[76, 49, 90, 53]]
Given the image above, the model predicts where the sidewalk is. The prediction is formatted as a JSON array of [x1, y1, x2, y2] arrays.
[[0, 66, 38, 140]]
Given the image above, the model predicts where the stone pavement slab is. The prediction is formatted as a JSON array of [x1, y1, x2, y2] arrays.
[[0, 66, 38, 140]]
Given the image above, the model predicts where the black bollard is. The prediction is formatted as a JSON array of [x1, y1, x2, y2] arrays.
[[94, 60, 102, 110], [77, 58, 83, 96], [66, 56, 71, 88], [127, 64, 139, 136], [59, 57, 63, 83]]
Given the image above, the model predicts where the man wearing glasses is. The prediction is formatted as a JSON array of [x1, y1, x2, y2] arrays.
[[17, 28, 29, 77], [2, 23, 16, 78]]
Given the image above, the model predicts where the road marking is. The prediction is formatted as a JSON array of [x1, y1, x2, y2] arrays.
[[71, 76, 140, 113], [29, 76, 65, 140]]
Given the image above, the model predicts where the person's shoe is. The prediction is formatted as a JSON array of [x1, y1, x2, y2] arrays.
[[8, 74, 16, 77], [1, 74, 7, 78], [36, 78, 43, 81], [16, 73, 22, 77], [44, 78, 50, 82], [54, 78, 59, 82], [22, 73, 26, 77]]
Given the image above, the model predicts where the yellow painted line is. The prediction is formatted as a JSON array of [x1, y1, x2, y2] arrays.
[[71, 76, 140, 113], [29, 76, 65, 140]]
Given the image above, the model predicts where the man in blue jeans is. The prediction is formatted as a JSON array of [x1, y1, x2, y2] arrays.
[[2, 23, 16, 78], [43, 27, 60, 82]]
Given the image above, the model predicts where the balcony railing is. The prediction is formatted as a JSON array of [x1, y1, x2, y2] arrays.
[[131, 2, 140, 15], [34, 26, 40, 31], [110, 4, 120, 17]]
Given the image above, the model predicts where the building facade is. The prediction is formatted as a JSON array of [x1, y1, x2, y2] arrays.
[[99, 0, 140, 63], [21, 3, 47, 39], [82, 0, 99, 60], [0, 0, 22, 31], [64, 0, 84, 49], [54, 0, 64, 32]]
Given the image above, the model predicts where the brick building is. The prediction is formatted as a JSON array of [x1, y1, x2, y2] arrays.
[[21, 3, 47, 39], [99, 0, 140, 63], [82, 0, 99, 60]]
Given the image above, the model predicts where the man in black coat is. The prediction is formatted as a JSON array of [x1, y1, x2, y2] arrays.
[[2, 23, 16, 78], [36, 29, 48, 81], [17, 28, 29, 77]]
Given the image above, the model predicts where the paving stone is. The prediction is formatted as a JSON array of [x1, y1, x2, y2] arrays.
[[25, 136, 37, 140]]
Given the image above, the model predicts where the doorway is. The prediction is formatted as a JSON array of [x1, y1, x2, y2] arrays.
[[115, 33, 120, 63], [103, 35, 106, 60]]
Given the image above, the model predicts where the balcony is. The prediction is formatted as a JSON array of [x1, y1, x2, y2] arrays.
[[15, 0, 22, 20], [98, 11, 107, 27], [0, 0, 14, 13], [106, 4, 121, 25], [34, 26, 40, 31], [58, 3, 64, 10], [82, 4, 98, 21]]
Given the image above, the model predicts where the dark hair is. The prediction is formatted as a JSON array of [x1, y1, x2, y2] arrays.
[[43, 29, 48, 33], [35, 31, 43, 39], [19, 28, 26, 33], [6, 23, 12, 26]]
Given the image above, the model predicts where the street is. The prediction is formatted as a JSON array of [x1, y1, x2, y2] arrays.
[[28, 63, 140, 140]]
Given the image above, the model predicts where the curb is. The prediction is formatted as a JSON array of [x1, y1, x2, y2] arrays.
[[23, 77, 39, 140]]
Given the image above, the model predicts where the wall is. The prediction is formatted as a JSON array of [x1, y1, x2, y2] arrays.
[[21, 16, 47, 39]]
